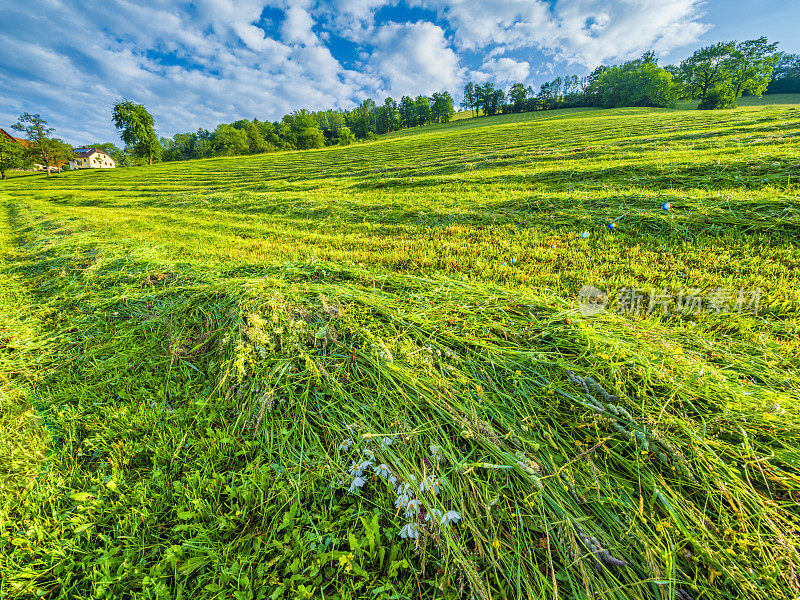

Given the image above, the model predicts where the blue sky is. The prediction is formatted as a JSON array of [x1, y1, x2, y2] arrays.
[[1, 0, 798, 145]]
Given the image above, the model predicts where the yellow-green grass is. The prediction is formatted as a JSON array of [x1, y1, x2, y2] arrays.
[[0, 206, 48, 514], [1, 100, 800, 600]]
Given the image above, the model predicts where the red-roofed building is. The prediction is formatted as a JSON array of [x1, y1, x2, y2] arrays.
[[0, 127, 33, 147]]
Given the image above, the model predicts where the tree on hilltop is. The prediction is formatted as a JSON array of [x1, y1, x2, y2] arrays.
[[590, 55, 679, 109], [112, 101, 161, 165], [461, 82, 478, 117], [399, 96, 416, 128], [508, 83, 528, 113], [431, 92, 455, 123], [676, 42, 736, 105], [674, 38, 780, 109], [730, 37, 780, 98]]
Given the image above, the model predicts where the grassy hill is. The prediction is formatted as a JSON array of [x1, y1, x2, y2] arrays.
[[2, 100, 800, 600]]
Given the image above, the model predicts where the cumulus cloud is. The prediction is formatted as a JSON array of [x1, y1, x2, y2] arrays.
[[473, 57, 531, 85], [325, 0, 397, 41], [414, 0, 708, 67], [365, 21, 465, 98], [0, 1, 371, 143], [0, 0, 709, 144]]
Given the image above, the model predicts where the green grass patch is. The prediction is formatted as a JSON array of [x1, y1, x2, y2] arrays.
[[1, 102, 800, 599]]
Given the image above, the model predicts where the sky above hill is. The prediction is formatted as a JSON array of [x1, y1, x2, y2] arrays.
[[2, 0, 798, 145]]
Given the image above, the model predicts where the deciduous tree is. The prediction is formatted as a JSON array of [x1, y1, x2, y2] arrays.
[[399, 96, 416, 128], [767, 53, 800, 93], [431, 92, 455, 123], [592, 56, 679, 109], [730, 37, 780, 99], [11, 113, 70, 176], [111, 101, 161, 165], [0, 134, 24, 179], [461, 82, 478, 116], [677, 42, 736, 104]]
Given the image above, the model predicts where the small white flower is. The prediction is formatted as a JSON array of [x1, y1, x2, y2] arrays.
[[419, 476, 442, 496], [395, 483, 414, 510], [363, 448, 375, 460], [399, 523, 420, 539], [346, 423, 358, 434], [374, 463, 391, 479], [425, 509, 443, 523], [348, 476, 366, 493], [441, 510, 461, 527], [388, 474, 398, 488], [380, 436, 394, 450], [405, 498, 420, 517], [339, 439, 352, 452], [430, 444, 446, 465], [348, 459, 372, 478]]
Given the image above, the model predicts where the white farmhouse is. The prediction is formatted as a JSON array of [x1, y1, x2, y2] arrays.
[[69, 148, 116, 170]]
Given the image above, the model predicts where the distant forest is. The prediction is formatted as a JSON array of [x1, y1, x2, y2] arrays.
[[90, 38, 799, 166]]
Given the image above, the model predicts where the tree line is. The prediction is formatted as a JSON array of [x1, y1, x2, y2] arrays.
[[157, 92, 455, 162], [461, 37, 787, 115], [2, 36, 796, 174]]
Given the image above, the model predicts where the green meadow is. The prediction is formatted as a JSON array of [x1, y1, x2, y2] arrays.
[[2, 98, 800, 600]]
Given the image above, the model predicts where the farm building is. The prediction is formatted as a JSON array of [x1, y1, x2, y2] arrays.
[[0, 127, 32, 147], [69, 148, 116, 170]]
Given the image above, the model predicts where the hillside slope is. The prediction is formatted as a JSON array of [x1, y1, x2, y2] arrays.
[[2, 103, 800, 600]]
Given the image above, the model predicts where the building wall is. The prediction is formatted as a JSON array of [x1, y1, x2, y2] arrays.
[[69, 153, 116, 170]]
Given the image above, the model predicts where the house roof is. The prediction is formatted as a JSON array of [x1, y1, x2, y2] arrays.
[[73, 148, 111, 159], [0, 127, 33, 147]]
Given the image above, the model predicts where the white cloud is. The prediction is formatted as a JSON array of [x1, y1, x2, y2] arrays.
[[281, 0, 318, 45], [0, 0, 710, 145], [473, 57, 530, 85], [414, 0, 709, 67], [0, 1, 370, 144], [365, 21, 464, 99], [325, 0, 397, 42]]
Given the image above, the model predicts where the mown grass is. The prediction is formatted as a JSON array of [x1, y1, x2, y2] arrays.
[[1, 99, 800, 600]]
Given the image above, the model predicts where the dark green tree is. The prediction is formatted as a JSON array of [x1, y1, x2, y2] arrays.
[[111, 101, 161, 165], [282, 110, 325, 149], [478, 83, 504, 115], [729, 37, 780, 99], [399, 96, 416, 128], [211, 124, 248, 156], [508, 83, 528, 113], [697, 86, 737, 110], [676, 42, 736, 104], [414, 96, 433, 125], [461, 82, 478, 116], [431, 92, 455, 123], [0, 133, 24, 179], [336, 126, 355, 146], [767, 53, 800, 93], [592, 56, 679, 108]]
